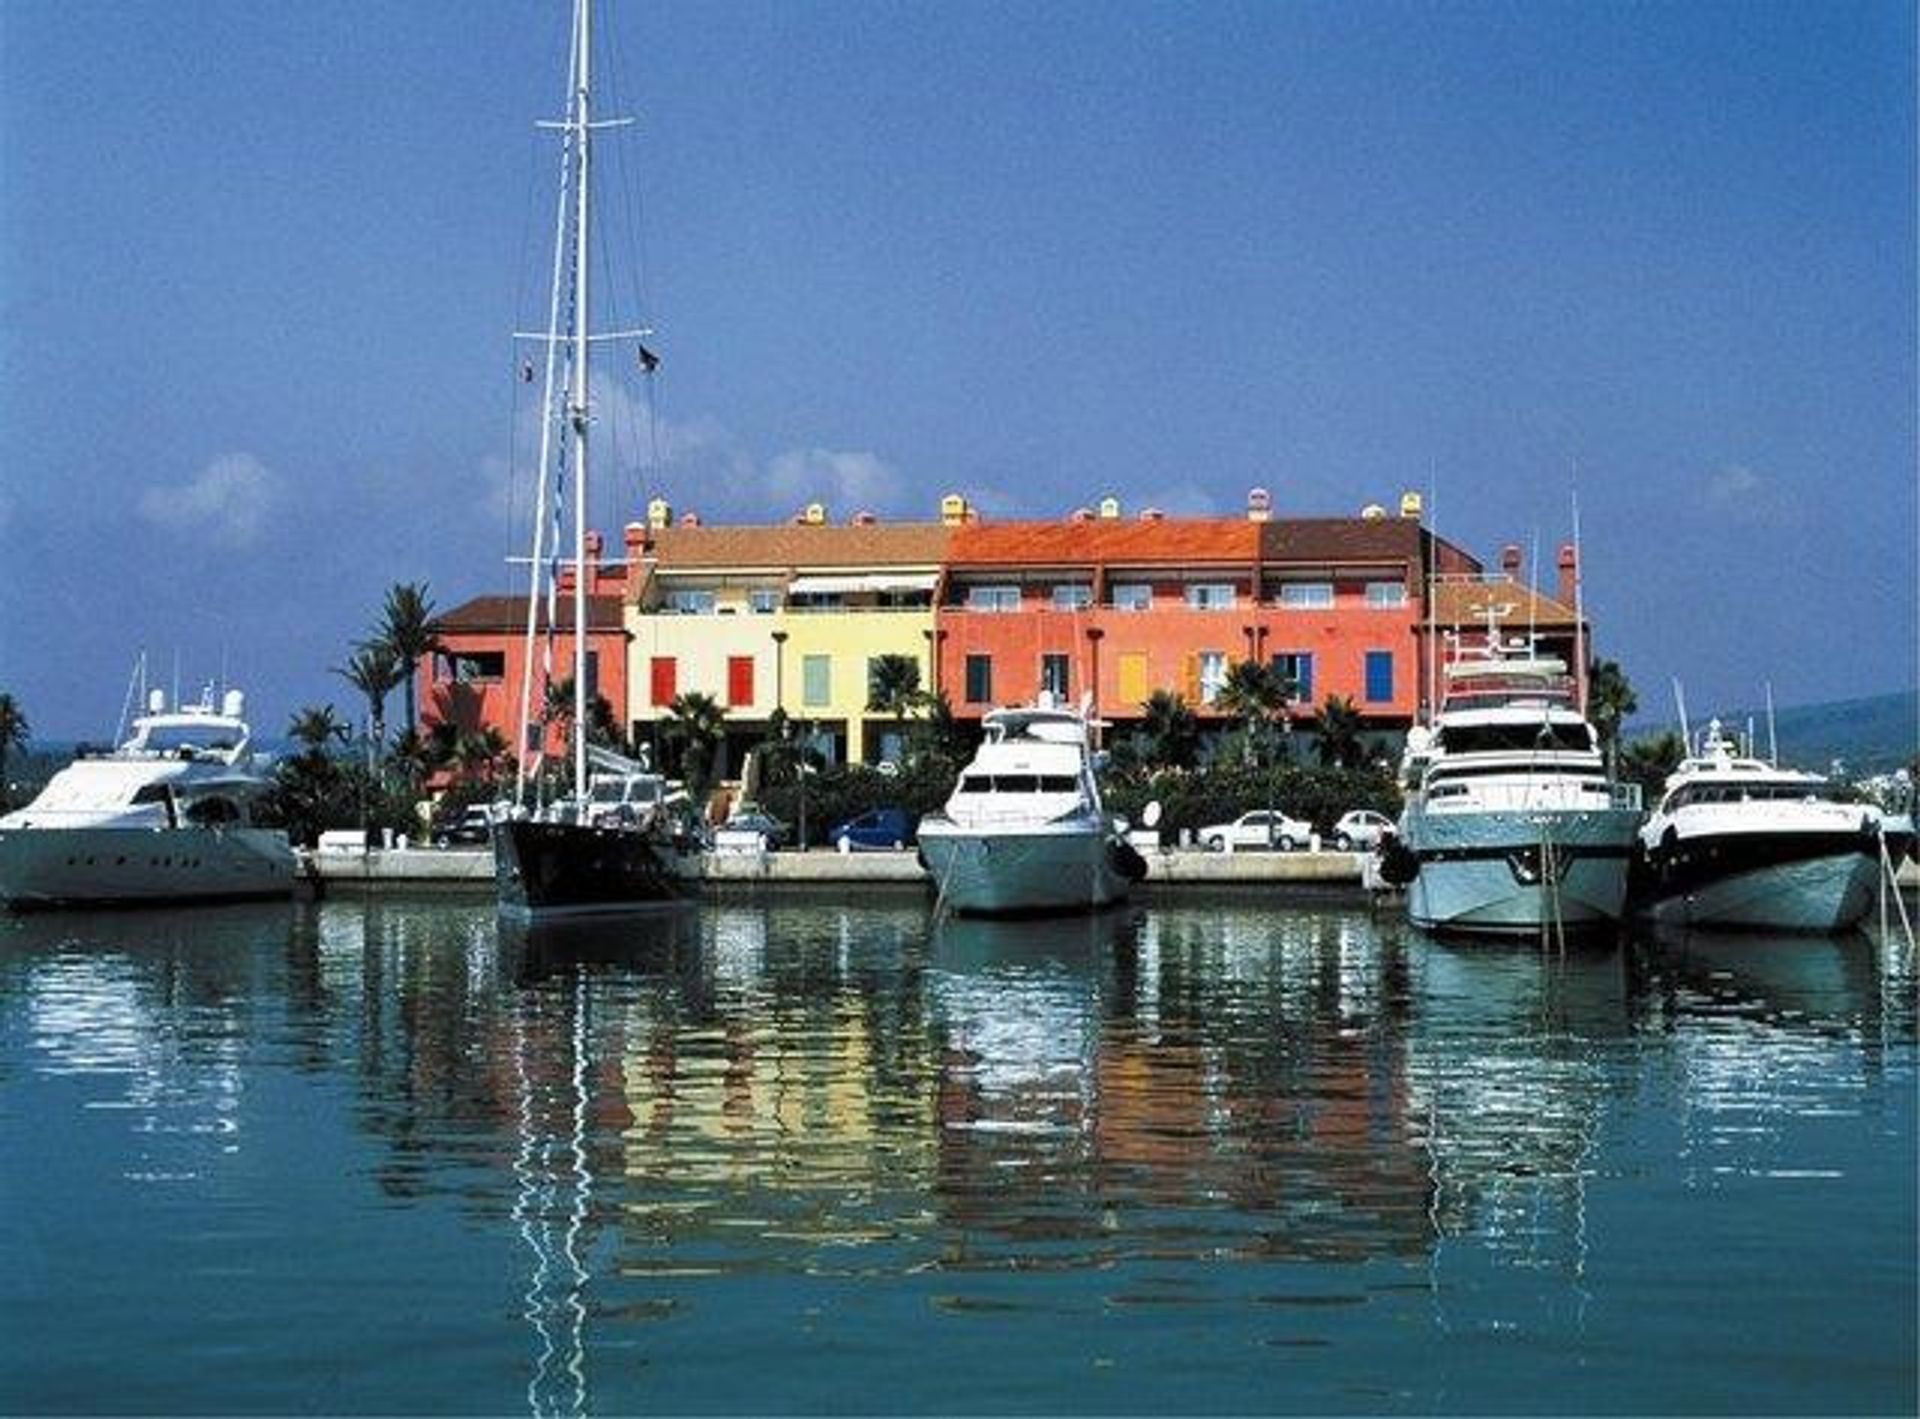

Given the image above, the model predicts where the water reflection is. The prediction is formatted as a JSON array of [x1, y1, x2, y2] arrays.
[[1, 898, 1913, 1414]]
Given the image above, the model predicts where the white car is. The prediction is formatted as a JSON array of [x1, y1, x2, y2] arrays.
[[1332, 809, 1394, 851], [1198, 809, 1313, 852]]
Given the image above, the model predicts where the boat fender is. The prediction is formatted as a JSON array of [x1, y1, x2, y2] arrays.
[[1377, 835, 1418, 886], [1108, 837, 1149, 883]]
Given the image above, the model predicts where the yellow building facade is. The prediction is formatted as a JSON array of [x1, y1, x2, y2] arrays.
[[622, 501, 958, 769]]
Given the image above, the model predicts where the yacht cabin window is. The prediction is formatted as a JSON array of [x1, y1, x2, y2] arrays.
[[1437, 722, 1593, 755]]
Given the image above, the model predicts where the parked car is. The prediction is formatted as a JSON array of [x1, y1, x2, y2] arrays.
[[1332, 809, 1395, 851], [723, 809, 790, 847], [432, 804, 494, 847], [1198, 809, 1313, 852], [830, 807, 913, 851]]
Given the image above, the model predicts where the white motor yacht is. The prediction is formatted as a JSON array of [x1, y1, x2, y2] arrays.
[[0, 688, 295, 909], [916, 699, 1145, 915], [1397, 640, 1642, 936], [1634, 720, 1882, 932]]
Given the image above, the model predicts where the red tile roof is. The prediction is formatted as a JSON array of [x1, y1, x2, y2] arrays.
[[947, 518, 1260, 568], [438, 594, 626, 634], [637, 522, 951, 571]]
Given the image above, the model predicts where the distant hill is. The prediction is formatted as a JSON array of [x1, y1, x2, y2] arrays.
[[1630, 689, 1918, 776]]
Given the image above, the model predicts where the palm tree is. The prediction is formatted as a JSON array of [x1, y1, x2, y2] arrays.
[[333, 642, 405, 761], [0, 693, 28, 807], [865, 653, 924, 763], [388, 727, 438, 788], [663, 690, 726, 798], [1138, 689, 1200, 770], [1618, 730, 1683, 797], [288, 704, 350, 759], [1587, 657, 1637, 761], [454, 726, 511, 784], [374, 582, 444, 737], [1215, 660, 1292, 765], [1315, 695, 1366, 768]]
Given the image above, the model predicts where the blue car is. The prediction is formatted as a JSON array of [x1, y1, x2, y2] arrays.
[[830, 807, 913, 851]]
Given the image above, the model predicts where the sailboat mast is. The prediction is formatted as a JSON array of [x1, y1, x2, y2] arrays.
[[569, 0, 593, 814]]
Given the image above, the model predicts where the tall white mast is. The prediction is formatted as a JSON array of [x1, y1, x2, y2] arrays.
[[569, 0, 593, 816]]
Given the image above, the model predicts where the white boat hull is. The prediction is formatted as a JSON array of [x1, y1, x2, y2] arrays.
[[0, 826, 295, 909], [1640, 843, 1879, 932], [917, 821, 1134, 915], [1402, 807, 1639, 936]]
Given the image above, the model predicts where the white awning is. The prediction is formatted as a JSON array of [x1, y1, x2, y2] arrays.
[[787, 572, 937, 595]]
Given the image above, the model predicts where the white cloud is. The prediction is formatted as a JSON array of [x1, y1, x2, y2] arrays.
[[138, 453, 281, 547], [1700, 463, 1793, 524], [764, 447, 906, 516]]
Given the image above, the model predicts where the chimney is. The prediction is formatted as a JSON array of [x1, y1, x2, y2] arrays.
[[1360, 503, 1387, 520], [1069, 507, 1095, 523], [1138, 507, 1165, 523], [679, 510, 702, 528], [1246, 486, 1271, 522], [850, 510, 878, 526], [940, 492, 968, 526], [1099, 496, 1122, 520], [646, 497, 672, 530], [583, 529, 604, 594], [1556, 542, 1577, 607], [1500, 543, 1523, 580], [802, 502, 827, 525], [1399, 490, 1423, 520]]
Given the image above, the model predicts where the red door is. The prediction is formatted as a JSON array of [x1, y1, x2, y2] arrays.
[[727, 655, 754, 708], [650, 656, 677, 705]]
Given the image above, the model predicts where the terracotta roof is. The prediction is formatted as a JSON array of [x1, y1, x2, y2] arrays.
[[636, 521, 951, 571], [438, 594, 626, 635], [1431, 577, 1579, 628], [947, 518, 1260, 568]]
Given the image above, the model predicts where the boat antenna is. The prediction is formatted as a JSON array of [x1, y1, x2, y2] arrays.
[[171, 649, 180, 712], [1425, 459, 1438, 722], [1570, 474, 1587, 714], [1526, 527, 1539, 654], [1764, 681, 1778, 765], [1672, 678, 1692, 753], [115, 650, 147, 745]]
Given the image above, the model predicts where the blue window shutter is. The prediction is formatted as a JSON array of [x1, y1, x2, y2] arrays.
[[1365, 651, 1392, 703]]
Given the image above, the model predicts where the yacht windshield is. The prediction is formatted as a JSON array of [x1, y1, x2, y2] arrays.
[[140, 725, 237, 754], [1439, 722, 1593, 755]]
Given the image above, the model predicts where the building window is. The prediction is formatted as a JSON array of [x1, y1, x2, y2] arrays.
[[444, 651, 505, 682], [1365, 581, 1407, 608], [649, 656, 677, 706], [964, 654, 993, 705], [726, 655, 754, 708], [967, 584, 1021, 612], [1186, 583, 1236, 610], [1110, 583, 1152, 611], [583, 651, 599, 701], [1051, 583, 1093, 611], [665, 589, 716, 615], [1198, 651, 1227, 705], [1040, 654, 1070, 699], [1270, 652, 1313, 705], [1279, 582, 1334, 608], [748, 588, 780, 614], [1116, 651, 1149, 706], [801, 654, 831, 708], [1365, 650, 1394, 703]]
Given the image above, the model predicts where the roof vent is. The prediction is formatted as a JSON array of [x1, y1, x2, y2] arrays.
[[940, 492, 968, 526], [1501, 543, 1523, 578], [1247, 486, 1272, 522], [803, 502, 827, 525], [1399, 490, 1423, 520], [1138, 507, 1165, 523], [1099, 496, 1122, 520], [1360, 503, 1387, 520], [1069, 507, 1095, 523], [850, 510, 878, 526], [646, 497, 672, 530], [679, 511, 702, 528]]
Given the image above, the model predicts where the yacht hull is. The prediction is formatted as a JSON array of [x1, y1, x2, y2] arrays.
[[1638, 830, 1879, 932], [0, 825, 294, 910], [1402, 807, 1638, 936], [492, 819, 691, 917], [917, 821, 1138, 916]]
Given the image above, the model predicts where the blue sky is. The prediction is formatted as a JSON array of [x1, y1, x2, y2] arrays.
[[2, 0, 1912, 737]]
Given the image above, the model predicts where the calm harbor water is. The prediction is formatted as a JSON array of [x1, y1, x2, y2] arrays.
[[1, 892, 1914, 1415]]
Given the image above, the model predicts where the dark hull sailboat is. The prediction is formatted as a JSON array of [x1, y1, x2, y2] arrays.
[[492, 819, 691, 917]]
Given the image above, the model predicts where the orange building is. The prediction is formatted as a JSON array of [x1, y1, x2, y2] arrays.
[[933, 490, 1483, 741], [423, 530, 630, 765]]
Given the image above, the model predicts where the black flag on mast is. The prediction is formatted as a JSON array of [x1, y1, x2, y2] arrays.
[[637, 343, 660, 373]]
